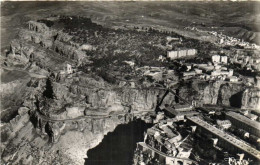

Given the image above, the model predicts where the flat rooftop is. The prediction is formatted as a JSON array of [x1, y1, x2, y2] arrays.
[[164, 107, 199, 116], [187, 116, 260, 160], [226, 111, 260, 131]]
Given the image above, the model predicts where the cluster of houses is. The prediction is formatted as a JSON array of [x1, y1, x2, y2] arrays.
[[135, 66, 180, 88], [212, 32, 259, 50], [135, 98, 260, 165], [181, 54, 239, 82], [229, 50, 260, 72], [136, 119, 194, 165], [185, 25, 259, 50], [124, 49, 245, 87]]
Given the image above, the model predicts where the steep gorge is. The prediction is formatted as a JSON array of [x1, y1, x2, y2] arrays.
[[2, 19, 260, 165]]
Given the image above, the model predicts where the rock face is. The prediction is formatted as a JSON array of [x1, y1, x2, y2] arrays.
[[46, 73, 163, 116], [17, 21, 87, 64], [203, 81, 222, 104], [3, 18, 260, 165], [1, 71, 159, 165], [163, 80, 257, 110], [241, 88, 260, 111], [28, 21, 50, 33], [217, 83, 246, 108], [1, 106, 140, 165]]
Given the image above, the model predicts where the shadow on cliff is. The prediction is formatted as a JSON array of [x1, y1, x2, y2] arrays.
[[229, 91, 243, 108], [85, 119, 152, 165]]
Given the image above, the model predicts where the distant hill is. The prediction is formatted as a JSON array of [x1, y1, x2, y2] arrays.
[[1, 1, 260, 51]]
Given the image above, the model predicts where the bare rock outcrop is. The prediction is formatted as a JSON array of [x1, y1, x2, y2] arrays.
[[203, 81, 222, 104], [28, 21, 50, 33], [177, 81, 222, 106], [217, 83, 246, 108], [241, 88, 260, 111]]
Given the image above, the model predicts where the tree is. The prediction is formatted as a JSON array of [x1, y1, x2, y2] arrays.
[[43, 78, 54, 99]]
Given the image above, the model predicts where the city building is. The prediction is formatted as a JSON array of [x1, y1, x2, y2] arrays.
[[212, 55, 220, 63], [154, 112, 165, 123], [136, 121, 195, 165], [187, 116, 260, 161], [164, 106, 199, 121], [211, 70, 233, 77], [59, 63, 74, 76], [186, 65, 192, 71], [225, 111, 260, 137], [66, 64, 73, 74], [196, 64, 214, 72], [187, 49, 197, 56], [216, 120, 232, 129], [173, 104, 193, 111], [183, 71, 196, 77], [167, 51, 178, 59], [178, 50, 186, 58], [220, 56, 228, 64], [167, 49, 197, 60], [194, 68, 202, 74], [228, 76, 238, 82], [166, 36, 180, 42], [158, 55, 166, 61], [136, 142, 194, 165], [255, 76, 260, 88]]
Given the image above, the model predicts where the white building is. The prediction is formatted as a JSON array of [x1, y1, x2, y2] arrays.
[[228, 76, 238, 82], [255, 76, 260, 88], [217, 120, 232, 129], [124, 60, 135, 67], [183, 71, 196, 77], [186, 65, 192, 71], [167, 49, 197, 60], [229, 69, 233, 77], [158, 55, 166, 61], [187, 49, 197, 56], [167, 51, 178, 59], [194, 69, 202, 74], [212, 55, 220, 63], [67, 64, 73, 74], [178, 50, 186, 58], [221, 56, 228, 64]]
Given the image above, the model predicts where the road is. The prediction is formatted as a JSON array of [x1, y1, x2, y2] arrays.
[[35, 108, 154, 122]]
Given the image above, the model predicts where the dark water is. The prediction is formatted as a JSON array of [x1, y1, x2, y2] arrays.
[[85, 119, 152, 165]]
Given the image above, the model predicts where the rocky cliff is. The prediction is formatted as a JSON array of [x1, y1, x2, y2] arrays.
[[18, 21, 87, 63], [1, 72, 159, 165], [241, 88, 260, 110], [1, 106, 138, 164], [2, 18, 260, 165], [163, 80, 259, 111], [2, 69, 259, 165]]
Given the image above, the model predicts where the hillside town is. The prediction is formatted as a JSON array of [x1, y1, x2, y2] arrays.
[[1, 2, 260, 165]]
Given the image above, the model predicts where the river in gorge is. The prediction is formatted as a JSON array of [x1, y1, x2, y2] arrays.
[[85, 119, 152, 165]]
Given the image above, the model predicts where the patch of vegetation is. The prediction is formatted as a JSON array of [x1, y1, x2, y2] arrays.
[[43, 78, 54, 99], [59, 16, 103, 32]]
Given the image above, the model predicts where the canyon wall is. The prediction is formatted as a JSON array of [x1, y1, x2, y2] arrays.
[[18, 21, 87, 62], [2, 20, 260, 165], [241, 88, 260, 110], [1, 106, 136, 164]]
